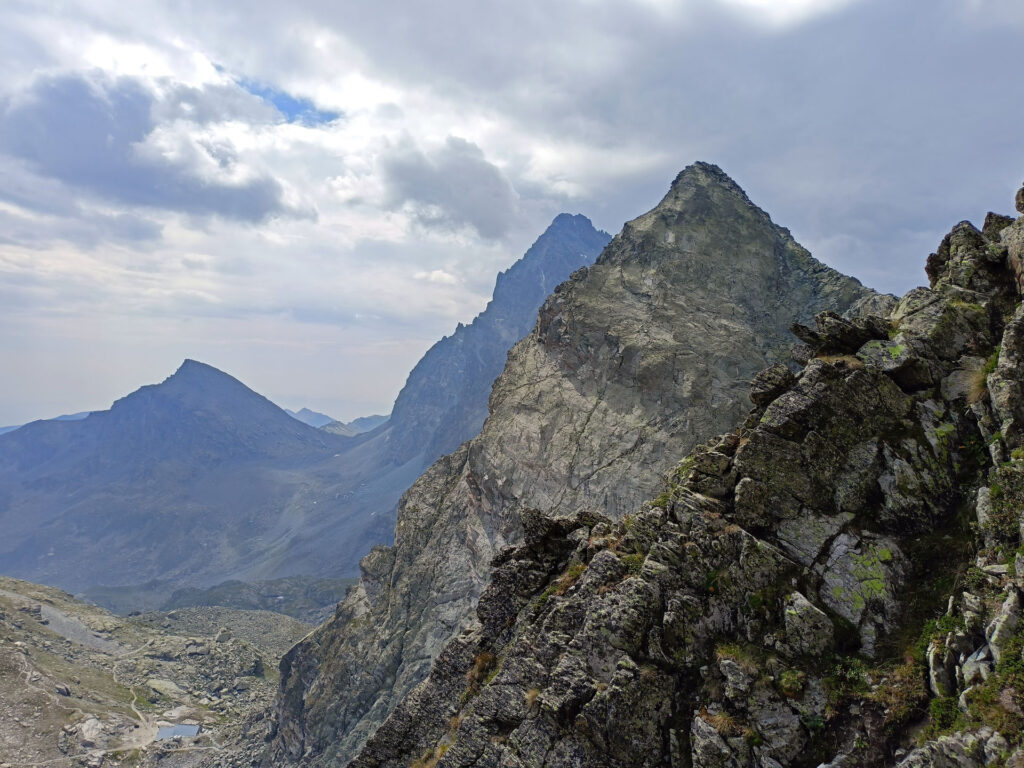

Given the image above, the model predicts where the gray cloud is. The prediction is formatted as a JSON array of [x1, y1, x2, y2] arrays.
[[2, 0, 1024, 425], [380, 136, 518, 239], [0, 72, 299, 223], [157, 81, 280, 125], [216, 0, 1018, 293], [0, 209, 162, 250]]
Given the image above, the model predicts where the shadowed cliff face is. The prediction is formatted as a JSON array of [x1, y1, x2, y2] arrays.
[[265, 163, 881, 766]]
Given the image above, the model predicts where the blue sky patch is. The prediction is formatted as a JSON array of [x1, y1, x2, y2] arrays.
[[237, 78, 341, 125]]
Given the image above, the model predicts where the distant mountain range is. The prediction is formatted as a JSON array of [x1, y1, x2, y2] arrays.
[[0, 360, 358, 596], [284, 407, 336, 428], [0, 213, 610, 610], [321, 413, 389, 437], [0, 410, 91, 435]]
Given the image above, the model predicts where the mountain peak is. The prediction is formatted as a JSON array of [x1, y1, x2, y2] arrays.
[[658, 161, 759, 215], [171, 358, 228, 379], [160, 359, 255, 395], [384, 213, 611, 466], [670, 160, 738, 189], [547, 212, 595, 232]]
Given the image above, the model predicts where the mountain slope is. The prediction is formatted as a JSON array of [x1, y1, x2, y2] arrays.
[[333, 191, 1024, 768], [239, 213, 610, 586], [0, 574, 299, 766], [266, 163, 883, 766], [0, 360, 354, 594]]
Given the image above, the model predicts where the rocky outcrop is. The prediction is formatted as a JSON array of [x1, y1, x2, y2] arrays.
[[265, 163, 879, 765], [326, 184, 1024, 768]]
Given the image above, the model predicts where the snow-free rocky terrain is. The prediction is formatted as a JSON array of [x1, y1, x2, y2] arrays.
[[9, 167, 1024, 768], [257, 176, 1024, 767], [0, 575, 309, 767], [265, 163, 882, 766]]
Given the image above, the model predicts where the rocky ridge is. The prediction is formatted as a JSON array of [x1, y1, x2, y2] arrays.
[[321, 186, 1024, 767], [264, 163, 881, 766], [384, 213, 612, 467]]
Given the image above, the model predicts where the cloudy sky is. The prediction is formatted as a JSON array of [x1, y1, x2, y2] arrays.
[[1, 0, 1022, 425]]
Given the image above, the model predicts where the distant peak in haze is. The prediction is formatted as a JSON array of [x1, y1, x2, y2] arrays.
[[533, 213, 609, 252], [170, 358, 232, 380], [384, 211, 611, 466], [547, 212, 599, 231], [286, 407, 336, 429]]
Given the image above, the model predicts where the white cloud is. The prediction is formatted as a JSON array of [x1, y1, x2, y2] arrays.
[[414, 269, 460, 285], [715, 0, 860, 26]]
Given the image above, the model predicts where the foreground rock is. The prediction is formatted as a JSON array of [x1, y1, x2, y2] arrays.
[[264, 163, 879, 766], [323, 183, 1024, 768]]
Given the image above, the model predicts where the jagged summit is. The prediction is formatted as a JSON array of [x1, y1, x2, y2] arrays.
[[670, 159, 743, 190], [384, 213, 611, 466], [660, 161, 772, 224], [322, 185, 1024, 768], [266, 165, 880, 766], [546, 211, 600, 232]]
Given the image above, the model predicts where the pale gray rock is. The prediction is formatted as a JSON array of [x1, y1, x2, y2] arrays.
[[775, 512, 851, 567], [718, 658, 753, 702], [690, 715, 740, 768], [984, 589, 1021, 664], [897, 727, 1005, 768], [960, 646, 993, 687], [746, 692, 804, 763], [816, 532, 906, 657], [781, 592, 833, 657]]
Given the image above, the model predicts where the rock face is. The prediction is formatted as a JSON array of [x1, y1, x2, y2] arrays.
[[265, 163, 879, 766], [309, 184, 1024, 768]]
